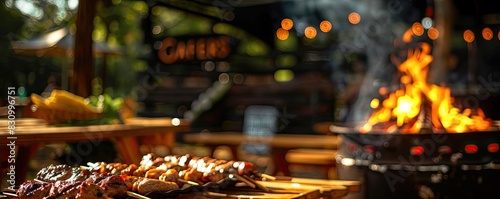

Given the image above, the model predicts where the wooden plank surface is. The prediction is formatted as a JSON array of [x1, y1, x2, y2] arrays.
[[183, 132, 339, 176], [184, 132, 338, 149], [0, 118, 190, 145]]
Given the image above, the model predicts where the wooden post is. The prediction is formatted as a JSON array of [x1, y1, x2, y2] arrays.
[[71, 0, 97, 97]]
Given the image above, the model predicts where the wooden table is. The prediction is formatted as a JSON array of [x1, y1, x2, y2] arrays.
[[183, 132, 339, 177], [314, 122, 335, 134], [0, 117, 190, 186]]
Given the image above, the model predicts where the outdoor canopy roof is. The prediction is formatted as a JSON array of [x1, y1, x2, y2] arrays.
[[9, 27, 122, 57]]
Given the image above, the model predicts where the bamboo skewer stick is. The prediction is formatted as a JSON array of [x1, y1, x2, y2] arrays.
[[242, 175, 271, 192], [127, 191, 152, 199], [231, 173, 256, 189]]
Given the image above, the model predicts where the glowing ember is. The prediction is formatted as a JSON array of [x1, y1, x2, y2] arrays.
[[362, 42, 491, 133]]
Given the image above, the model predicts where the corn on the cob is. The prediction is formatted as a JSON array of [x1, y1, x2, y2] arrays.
[[32, 90, 101, 113]]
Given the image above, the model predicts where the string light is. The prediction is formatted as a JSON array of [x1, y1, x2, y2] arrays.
[[320, 20, 332, 32], [482, 27, 493, 40], [281, 18, 293, 30], [304, 26, 317, 39], [276, 28, 289, 40], [411, 22, 424, 36], [427, 27, 439, 40], [348, 12, 361, 25], [463, 29, 475, 43]]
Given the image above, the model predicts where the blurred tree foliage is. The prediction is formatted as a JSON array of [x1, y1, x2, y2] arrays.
[[1, 2, 31, 103], [93, 0, 149, 98], [0, 0, 148, 102]]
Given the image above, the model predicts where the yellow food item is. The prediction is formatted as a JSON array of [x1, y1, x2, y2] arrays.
[[30, 93, 49, 109], [31, 90, 101, 113]]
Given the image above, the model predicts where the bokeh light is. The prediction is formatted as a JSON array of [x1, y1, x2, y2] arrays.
[[320, 20, 332, 32], [18, 86, 26, 97], [281, 18, 293, 30], [421, 17, 433, 29], [463, 29, 475, 43], [402, 28, 413, 43], [379, 87, 388, 96], [411, 22, 424, 36], [370, 98, 380, 109], [203, 61, 215, 71], [216, 62, 231, 72], [427, 27, 439, 40], [233, 74, 244, 84], [348, 12, 361, 24], [218, 73, 230, 84], [274, 69, 294, 82], [224, 11, 235, 21], [482, 27, 493, 40], [152, 25, 162, 35], [304, 26, 317, 39], [171, 118, 180, 126], [276, 28, 289, 40]]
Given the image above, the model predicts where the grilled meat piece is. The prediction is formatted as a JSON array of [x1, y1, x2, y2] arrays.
[[145, 168, 166, 179], [17, 181, 52, 199], [31, 164, 127, 198], [66, 169, 92, 183], [202, 169, 224, 183], [75, 183, 108, 199], [183, 168, 203, 185], [48, 181, 107, 199], [48, 180, 81, 197], [17, 181, 108, 199], [119, 164, 138, 176], [159, 169, 178, 182], [136, 178, 179, 195], [84, 172, 109, 184], [95, 174, 128, 198], [36, 164, 77, 182], [122, 175, 140, 191]]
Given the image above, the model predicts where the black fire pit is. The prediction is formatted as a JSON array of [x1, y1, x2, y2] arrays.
[[331, 123, 500, 199]]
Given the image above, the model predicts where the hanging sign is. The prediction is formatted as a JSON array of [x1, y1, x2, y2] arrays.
[[156, 35, 237, 64]]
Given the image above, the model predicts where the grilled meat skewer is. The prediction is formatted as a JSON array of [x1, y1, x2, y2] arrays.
[[27, 164, 128, 199], [17, 180, 109, 199], [19, 153, 262, 199]]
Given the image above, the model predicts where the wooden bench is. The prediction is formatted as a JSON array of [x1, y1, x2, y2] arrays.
[[183, 132, 339, 178], [286, 148, 338, 179]]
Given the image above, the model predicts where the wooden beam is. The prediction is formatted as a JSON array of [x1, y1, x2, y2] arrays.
[[72, 0, 98, 97]]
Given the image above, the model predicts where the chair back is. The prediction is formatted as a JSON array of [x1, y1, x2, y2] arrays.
[[242, 105, 280, 154]]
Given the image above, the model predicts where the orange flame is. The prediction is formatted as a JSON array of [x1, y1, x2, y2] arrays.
[[363, 43, 491, 133]]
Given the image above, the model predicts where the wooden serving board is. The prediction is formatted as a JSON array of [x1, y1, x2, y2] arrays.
[[175, 179, 354, 199], [274, 177, 361, 193], [176, 182, 322, 199]]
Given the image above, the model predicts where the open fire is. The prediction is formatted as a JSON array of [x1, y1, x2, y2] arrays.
[[361, 42, 491, 134]]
